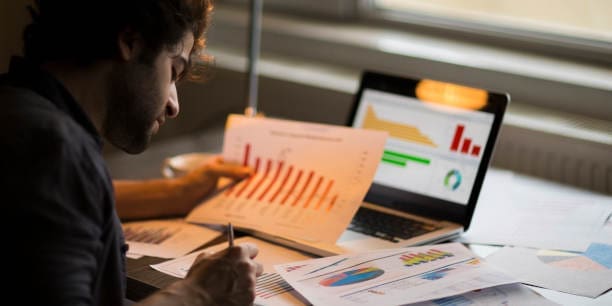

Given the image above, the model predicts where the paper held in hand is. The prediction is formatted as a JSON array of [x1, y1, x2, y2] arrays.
[[186, 114, 387, 245]]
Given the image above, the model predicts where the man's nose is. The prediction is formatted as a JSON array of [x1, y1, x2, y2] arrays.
[[166, 84, 179, 118]]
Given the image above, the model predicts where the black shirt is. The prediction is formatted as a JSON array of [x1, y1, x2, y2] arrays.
[[0, 57, 126, 306]]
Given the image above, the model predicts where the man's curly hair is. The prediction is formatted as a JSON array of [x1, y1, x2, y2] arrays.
[[23, 0, 213, 80]]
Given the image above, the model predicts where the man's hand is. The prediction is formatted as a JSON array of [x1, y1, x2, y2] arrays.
[[138, 243, 263, 306], [178, 156, 252, 209], [184, 243, 264, 305]]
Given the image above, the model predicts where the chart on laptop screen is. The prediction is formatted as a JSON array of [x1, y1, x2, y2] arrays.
[[352, 89, 494, 205]]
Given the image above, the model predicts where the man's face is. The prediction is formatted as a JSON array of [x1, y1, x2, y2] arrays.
[[104, 33, 195, 154]]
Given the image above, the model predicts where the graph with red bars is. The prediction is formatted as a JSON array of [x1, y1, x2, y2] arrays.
[[449, 124, 482, 157], [224, 143, 339, 211], [185, 114, 387, 244]]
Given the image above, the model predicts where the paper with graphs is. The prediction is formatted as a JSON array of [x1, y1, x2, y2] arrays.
[[122, 219, 220, 258], [187, 114, 387, 244], [274, 243, 517, 306]]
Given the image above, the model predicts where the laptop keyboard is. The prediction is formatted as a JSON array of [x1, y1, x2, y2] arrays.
[[348, 207, 441, 243]]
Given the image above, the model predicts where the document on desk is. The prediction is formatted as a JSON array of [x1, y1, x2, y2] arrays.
[[274, 243, 517, 306], [486, 245, 612, 298], [461, 171, 612, 252], [122, 219, 221, 258], [409, 283, 558, 306], [186, 114, 387, 244], [151, 236, 314, 306]]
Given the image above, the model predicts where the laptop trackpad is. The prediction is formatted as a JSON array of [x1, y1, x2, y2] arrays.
[[337, 229, 371, 242]]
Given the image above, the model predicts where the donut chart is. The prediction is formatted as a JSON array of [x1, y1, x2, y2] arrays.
[[444, 169, 462, 190], [319, 267, 384, 287]]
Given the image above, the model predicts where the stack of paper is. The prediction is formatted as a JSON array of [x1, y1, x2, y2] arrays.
[[152, 240, 557, 306], [274, 243, 522, 306]]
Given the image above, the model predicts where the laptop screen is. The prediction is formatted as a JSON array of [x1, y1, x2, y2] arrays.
[[349, 71, 508, 228]]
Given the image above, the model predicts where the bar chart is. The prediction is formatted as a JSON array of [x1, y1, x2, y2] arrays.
[[224, 143, 340, 212], [124, 226, 178, 245], [187, 114, 387, 243], [449, 124, 482, 157]]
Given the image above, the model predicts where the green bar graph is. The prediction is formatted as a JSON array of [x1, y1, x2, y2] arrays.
[[382, 157, 406, 167], [381, 150, 430, 166]]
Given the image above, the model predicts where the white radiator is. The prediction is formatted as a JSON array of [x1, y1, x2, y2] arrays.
[[491, 104, 612, 195]]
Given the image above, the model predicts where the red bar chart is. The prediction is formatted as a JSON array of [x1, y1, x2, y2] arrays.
[[449, 124, 482, 157], [225, 143, 340, 212]]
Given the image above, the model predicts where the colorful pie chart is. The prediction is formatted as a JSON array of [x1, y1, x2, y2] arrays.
[[319, 267, 384, 287]]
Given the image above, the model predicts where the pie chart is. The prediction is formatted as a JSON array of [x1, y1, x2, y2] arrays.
[[319, 267, 384, 287]]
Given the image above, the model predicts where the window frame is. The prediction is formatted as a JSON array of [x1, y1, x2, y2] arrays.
[[357, 0, 611, 65]]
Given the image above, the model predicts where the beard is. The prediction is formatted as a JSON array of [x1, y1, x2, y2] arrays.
[[103, 59, 164, 154]]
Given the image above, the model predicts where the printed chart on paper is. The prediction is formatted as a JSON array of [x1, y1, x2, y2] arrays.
[[275, 243, 517, 306], [187, 114, 387, 243]]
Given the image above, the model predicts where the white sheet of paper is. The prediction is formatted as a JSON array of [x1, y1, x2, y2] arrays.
[[187, 114, 387, 244], [126, 252, 144, 259], [122, 219, 220, 258], [275, 243, 517, 306], [486, 246, 612, 298], [151, 236, 314, 306], [461, 170, 612, 252], [407, 283, 558, 306]]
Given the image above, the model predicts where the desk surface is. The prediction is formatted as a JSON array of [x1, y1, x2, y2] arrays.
[[126, 241, 612, 306], [126, 169, 612, 305]]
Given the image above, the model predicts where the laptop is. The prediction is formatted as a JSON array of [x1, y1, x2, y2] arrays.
[[306, 71, 509, 255]]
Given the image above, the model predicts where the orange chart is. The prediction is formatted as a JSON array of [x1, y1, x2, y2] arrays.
[[225, 143, 339, 212], [363, 105, 437, 147]]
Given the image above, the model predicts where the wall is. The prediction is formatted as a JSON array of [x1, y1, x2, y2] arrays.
[[0, 0, 32, 72]]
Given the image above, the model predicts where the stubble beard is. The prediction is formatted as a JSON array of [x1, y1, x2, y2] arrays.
[[103, 60, 162, 154]]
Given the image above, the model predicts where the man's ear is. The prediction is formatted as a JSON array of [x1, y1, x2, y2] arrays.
[[117, 28, 144, 61]]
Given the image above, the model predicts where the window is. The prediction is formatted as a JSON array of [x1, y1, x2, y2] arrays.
[[365, 0, 612, 63], [211, 1, 611, 120]]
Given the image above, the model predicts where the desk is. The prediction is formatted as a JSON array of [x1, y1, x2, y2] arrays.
[[126, 242, 612, 305], [126, 170, 612, 305]]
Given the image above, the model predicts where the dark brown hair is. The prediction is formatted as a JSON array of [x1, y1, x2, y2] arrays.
[[23, 0, 213, 79]]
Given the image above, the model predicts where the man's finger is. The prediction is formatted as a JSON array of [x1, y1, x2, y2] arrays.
[[238, 243, 259, 259], [206, 163, 253, 179], [255, 261, 264, 277]]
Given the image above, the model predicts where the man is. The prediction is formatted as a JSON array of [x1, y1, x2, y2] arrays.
[[0, 0, 262, 305]]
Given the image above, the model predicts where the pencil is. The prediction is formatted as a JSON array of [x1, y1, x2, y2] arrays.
[[227, 222, 234, 247]]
